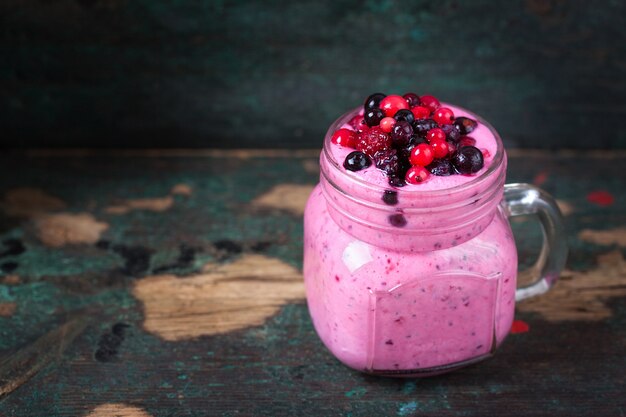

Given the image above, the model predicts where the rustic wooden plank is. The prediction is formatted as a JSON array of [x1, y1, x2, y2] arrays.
[[1, 1, 625, 149], [0, 150, 624, 416]]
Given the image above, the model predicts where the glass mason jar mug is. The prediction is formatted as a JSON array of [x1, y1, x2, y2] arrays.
[[303, 106, 567, 377]]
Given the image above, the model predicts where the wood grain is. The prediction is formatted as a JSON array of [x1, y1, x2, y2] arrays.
[[34, 213, 109, 248], [133, 254, 305, 341], [518, 250, 626, 321], [85, 404, 153, 417]]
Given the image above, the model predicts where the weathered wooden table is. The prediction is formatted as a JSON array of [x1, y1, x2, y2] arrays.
[[0, 150, 624, 417]]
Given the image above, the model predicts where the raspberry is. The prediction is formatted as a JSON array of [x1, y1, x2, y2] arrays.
[[356, 127, 392, 157]]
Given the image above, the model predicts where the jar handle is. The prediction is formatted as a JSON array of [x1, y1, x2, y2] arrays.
[[503, 183, 568, 301]]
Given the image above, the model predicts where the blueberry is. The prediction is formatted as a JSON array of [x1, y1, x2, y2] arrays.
[[390, 120, 413, 147], [441, 124, 460, 143], [453, 117, 478, 135], [451, 146, 484, 174], [364, 108, 385, 127], [388, 175, 406, 187], [427, 159, 454, 176], [364, 93, 386, 111], [393, 109, 415, 125], [408, 135, 427, 147], [402, 93, 420, 107], [374, 148, 400, 175], [382, 190, 398, 206], [389, 213, 407, 227], [344, 151, 371, 171], [413, 119, 438, 137]]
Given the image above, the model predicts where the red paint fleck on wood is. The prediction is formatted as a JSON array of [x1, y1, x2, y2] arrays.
[[533, 171, 548, 186], [587, 190, 614, 206], [511, 320, 530, 334]]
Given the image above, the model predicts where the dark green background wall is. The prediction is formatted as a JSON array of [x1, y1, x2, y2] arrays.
[[1, 0, 624, 149]]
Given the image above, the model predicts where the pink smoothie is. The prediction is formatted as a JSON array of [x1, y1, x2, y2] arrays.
[[303, 103, 518, 375]]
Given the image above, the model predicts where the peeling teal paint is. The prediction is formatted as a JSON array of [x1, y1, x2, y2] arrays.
[[398, 401, 418, 416], [345, 386, 367, 398]]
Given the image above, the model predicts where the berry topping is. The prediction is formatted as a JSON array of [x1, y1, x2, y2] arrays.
[[382, 190, 398, 205], [413, 119, 438, 137], [356, 126, 392, 157], [433, 107, 454, 125], [458, 136, 476, 147], [348, 114, 369, 133], [446, 140, 457, 155], [364, 93, 386, 110], [405, 166, 430, 184], [390, 120, 414, 147], [343, 151, 371, 172], [430, 138, 449, 159], [408, 135, 428, 147], [427, 159, 454, 176], [379, 95, 409, 117], [453, 116, 478, 135], [409, 143, 434, 167], [420, 95, 441, 113], [332, 92, 486, 185], [373, 148, 401, 176], [364, 108, 385, 127], [410, 106, 430, 119], [441, 124, 461, 143], [388, 175, 406, 187], [379, 117, 396, 133], [402, 93, 420, 108], [331, 128, 357, 148], [452, 146, 484, 174], [426, 128, 446, 143], [393, 109, 415, 125]]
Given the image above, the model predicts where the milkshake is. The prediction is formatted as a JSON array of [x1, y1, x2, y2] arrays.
[[303, 93, 519, 376]]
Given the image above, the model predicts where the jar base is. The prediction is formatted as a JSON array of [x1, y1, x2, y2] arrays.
[[363, 352, 494, 378]]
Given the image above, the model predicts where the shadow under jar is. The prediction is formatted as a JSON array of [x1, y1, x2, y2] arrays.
[[303, 106, 567, 377]]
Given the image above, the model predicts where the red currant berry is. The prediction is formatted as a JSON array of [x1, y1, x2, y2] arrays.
[[420, 95, 441, 113], [331, 128, 357, 148], [405, 166, 430, 184], [433, 107, 455, 125], [426, 128, 446, 143], [409, 143, 434, 167], [379, 117, 396, 133], [348, 114, 369, 133], [430, 138, 449, 158], [379, 95, 409, 117], [410, 106, 430, 119]]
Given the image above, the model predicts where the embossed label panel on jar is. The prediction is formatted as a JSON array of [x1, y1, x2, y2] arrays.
[[367, 272, 501, 374]]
